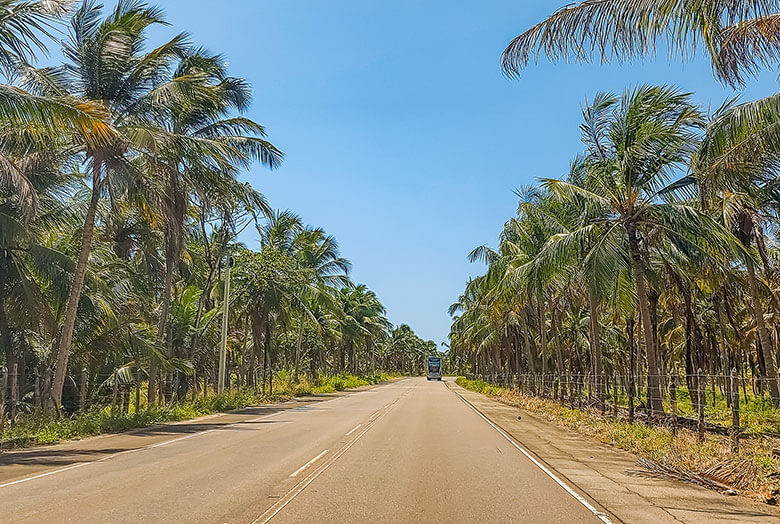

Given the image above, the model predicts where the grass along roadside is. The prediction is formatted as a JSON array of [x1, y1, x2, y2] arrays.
[[456, 377, 780, 505], [1, 373, 398, 450]]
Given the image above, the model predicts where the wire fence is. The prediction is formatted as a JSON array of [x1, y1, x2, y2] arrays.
[[465, 368, 780, 452]]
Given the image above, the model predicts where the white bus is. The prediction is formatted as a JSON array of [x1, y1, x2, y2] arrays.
[[426, 356, 442, 381]]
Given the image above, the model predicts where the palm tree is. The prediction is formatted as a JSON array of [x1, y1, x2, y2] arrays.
[[144, 50, 281, 399], [505, 1, 780, 202], [0, 149, 75, 400], [0, 1, 116, 161], [541, 85, 740, 415], [336, 285, 389, 374], [42, 0, 221, 408], [501, 1, 780, 87]]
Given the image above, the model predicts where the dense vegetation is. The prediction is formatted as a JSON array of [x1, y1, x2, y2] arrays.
[[0, 1, 435, 425], [450, 1, 780, 419]]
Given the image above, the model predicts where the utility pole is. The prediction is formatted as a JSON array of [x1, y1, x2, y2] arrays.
[[218, 256, 234, 394]]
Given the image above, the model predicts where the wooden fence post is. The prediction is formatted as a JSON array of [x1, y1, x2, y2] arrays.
[[0, 366, 6, 429], [9, 363, 17, 422], [628, 371, 635, 423], [600, 372, 606, 415], [79, 367, 87, 412], [697, 368, 705, 441], [731, 368, 740, 453], [34, 374, 41, 411], [613, 372, 619, 418], [670, 373, 678, 437], [111, 369, 119, 415]]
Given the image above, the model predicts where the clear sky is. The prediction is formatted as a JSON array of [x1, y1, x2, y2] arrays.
[[139, 1, 778, 347]]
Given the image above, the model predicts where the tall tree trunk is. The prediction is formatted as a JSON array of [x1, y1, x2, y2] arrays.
[[519, 307, 537, 373], [264, 318, 272, 395], [294, 320, 304, 381], [628, 228, 664, 416], [588, 286, 602, 398], [746, 257, 780, 403], [677, 282, 698, 404], [249, 309, 263, 388], [369, 339, 375, 376], [0, 299, 14, 406], [52, 160, 102, 409], [627, 316, 637, 419], [538, 297, 548, 376], [149, 253, 175, 406], [715, 292, 732, 370]]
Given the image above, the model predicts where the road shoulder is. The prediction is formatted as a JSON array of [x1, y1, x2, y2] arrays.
[[0, 380, 402, 486], [447, 379, 780, 524]]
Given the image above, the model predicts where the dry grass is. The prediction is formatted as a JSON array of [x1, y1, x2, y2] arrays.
[[457, 377, 780, 504]]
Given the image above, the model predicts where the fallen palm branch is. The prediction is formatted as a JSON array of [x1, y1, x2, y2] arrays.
[[636, 456, 739, 493]]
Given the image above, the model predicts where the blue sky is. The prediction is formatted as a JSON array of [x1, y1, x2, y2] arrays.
[[137, 1, 779, 347]]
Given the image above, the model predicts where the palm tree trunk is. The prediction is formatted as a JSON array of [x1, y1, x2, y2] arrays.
[[148, 254, 175, 406], [0, 298, 14, 407], [588, 286, 602, 398], [263, 318, 272, 395], [249, 310, 263, 388], [538, 297, 548, 375], [746, 257, 780, 403], [294, 320, 304, 381], [677, 282, 698, 404], [626, 316, 637, 421], [370, 340, 375, 376], [715, 292, 732, 370], [627, 229, 664, 416], [52, 160, 102, 409], [519, 307, 537, 373]]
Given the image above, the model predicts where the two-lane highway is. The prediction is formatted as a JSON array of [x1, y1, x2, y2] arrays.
[[1, 378, 605, 523]]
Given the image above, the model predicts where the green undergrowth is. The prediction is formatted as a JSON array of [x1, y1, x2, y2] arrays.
[[0, 373, 397, 450], [276, 371, 397, 395], [456, 377, 780, 503]]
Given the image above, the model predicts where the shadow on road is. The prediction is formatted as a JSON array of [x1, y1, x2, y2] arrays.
[[0, 397, 338, 471], [0, 448, 134, 467]]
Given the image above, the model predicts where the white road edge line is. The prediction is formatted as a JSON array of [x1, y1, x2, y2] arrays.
[[0, 381, 406, 491], [344, 424, 362, 437], [290, 449, 329, 478], [450, 386, 615, 524], [0, 462, 91, 488]]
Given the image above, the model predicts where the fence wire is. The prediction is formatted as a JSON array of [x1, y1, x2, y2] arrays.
[[465, 369, 780, 451]]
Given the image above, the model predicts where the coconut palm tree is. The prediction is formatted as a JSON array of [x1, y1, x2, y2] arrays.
[[539, 85, 742, 415], [34, 1, 262, 407], [143, 50, 281, 400], [336, 285, 389, 374], [501, 0, 780, 87]]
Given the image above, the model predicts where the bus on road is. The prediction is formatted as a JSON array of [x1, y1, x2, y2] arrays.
[[426, 356, 442, 381]]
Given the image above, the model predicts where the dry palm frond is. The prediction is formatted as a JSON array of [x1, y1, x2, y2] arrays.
[[701, 459, 759, 490], [636, 456, 733, 491], [719, 13, 780, 86]]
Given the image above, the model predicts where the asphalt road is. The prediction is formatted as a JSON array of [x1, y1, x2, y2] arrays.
[[1, 378, 605, 523]]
